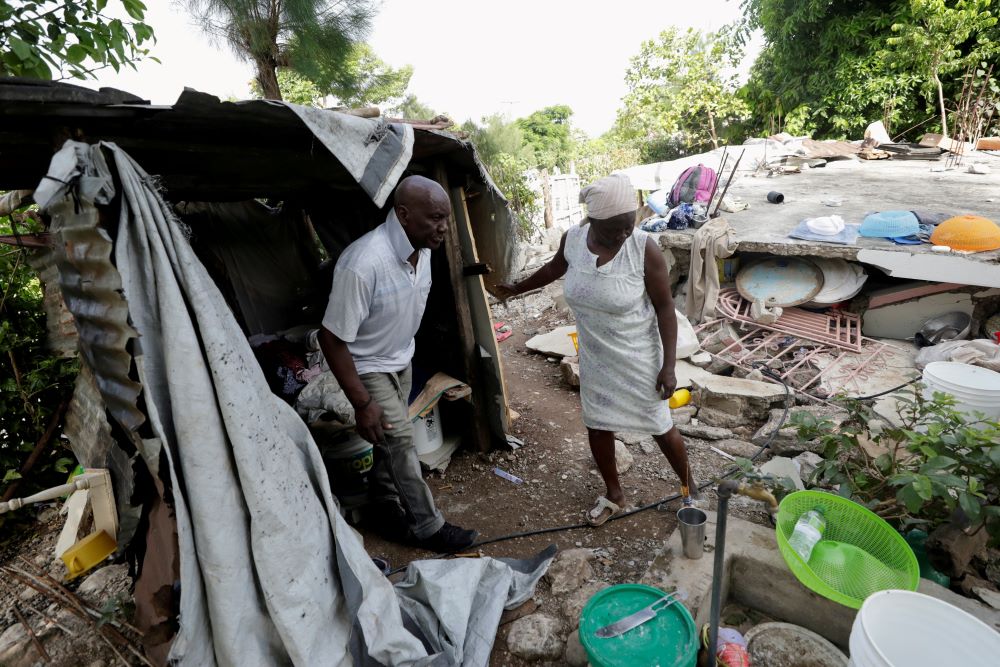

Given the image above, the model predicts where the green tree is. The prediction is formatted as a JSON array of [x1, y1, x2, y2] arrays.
[[249, 69, 323, 105], [886, 0, 998, 137], [741, 0, 918, 138], [248, 44, 412, 108], [183, 0, 376, 100], [0, 0, 156, 80], [461, 114, 538, 238], [615, 26, 750, 161], [740, 0, 1000, 139], [575, 134, 641, 187], [516, 105, 575, 170], [319, 42, 411, 108], [392, 94, 438, 120]]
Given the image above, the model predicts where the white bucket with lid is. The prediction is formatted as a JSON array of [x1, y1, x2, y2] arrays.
[[848, 590, 1000, 666]]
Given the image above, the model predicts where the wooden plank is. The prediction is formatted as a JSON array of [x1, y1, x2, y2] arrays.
[[452, 186, 512, 437], [433, 164, 493, 453]]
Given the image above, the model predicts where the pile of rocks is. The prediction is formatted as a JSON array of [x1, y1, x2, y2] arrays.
[[504, 547, 614, 665]]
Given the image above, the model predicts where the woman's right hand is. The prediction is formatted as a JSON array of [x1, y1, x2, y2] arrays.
[[492, 283, 520, 301]]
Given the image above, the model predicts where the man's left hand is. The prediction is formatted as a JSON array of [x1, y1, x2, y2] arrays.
[[656, 366, 677, 400]]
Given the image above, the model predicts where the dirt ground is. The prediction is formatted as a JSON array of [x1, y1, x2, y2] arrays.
[[358, 281, 773, 664], [0, 281, 774, 666]]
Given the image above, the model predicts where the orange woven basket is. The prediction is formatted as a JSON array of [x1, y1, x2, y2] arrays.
[[930, 215, 1000, 252]]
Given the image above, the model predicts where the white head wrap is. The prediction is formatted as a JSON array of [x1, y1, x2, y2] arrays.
[[580, 173, 636, 220]]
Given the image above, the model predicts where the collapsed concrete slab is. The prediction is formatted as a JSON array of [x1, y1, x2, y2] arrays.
[[692, 374, 787, 422], [525, 325, 578, 358]]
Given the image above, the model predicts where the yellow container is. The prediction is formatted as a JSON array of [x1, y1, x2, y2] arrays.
[[568, 331, 579, 353], [668, 388, 691, 409], [61, 530, 117, 580]]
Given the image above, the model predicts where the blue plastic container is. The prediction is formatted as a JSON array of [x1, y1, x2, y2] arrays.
[[860, 210, 919, 238]]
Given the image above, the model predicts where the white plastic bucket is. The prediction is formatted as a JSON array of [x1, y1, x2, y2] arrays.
[[412, 404, 443, 455], [921, 362, 1000, 422], [848, 590, 1000, 666]]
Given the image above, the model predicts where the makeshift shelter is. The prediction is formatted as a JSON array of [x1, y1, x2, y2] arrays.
[[0, 79, 548, 666]]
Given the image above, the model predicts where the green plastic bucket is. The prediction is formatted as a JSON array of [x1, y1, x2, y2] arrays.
[[580, 584, 697, 667], [321, 430, 374, 499]]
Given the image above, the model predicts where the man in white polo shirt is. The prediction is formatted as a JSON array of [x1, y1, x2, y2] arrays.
[[319, 175, 478, 552]]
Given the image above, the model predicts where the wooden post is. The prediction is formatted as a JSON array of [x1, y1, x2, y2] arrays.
[[541, 169, 554, 229], [433, 163, 493, 453]]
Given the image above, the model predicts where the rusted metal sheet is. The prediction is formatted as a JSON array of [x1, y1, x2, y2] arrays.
[[26, 247, 78, 358], [46, 190, 145, 432]]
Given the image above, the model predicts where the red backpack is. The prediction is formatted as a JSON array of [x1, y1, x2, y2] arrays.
[[668, 164, 717, 208]]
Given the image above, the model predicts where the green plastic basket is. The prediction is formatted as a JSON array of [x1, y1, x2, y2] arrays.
[[776, 490, 919, 609]]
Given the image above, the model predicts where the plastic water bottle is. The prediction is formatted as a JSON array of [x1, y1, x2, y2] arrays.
[[788, 508, 826, 562]]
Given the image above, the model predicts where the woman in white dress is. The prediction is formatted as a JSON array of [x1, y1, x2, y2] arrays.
[[497, 173, 696, 525]]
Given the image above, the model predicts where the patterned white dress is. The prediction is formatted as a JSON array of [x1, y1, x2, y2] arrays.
[[563, 223, 673, 435]]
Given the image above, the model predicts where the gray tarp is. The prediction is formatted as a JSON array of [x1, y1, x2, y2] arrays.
[[36, 140, 552, 666]]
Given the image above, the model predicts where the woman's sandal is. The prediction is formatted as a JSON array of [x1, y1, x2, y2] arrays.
[[586, 496, 626, 527]]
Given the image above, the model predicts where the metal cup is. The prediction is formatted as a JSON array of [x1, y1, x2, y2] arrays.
[[677, 507, 707, 559]]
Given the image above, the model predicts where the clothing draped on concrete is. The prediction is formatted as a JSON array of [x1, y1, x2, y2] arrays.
[[685, 218, 738, 324], [36, 140, 552, 666]]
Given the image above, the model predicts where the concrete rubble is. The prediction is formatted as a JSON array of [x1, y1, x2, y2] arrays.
[[692, 375, 787, 421], [506, 613, 565, 661], [563, 629, 589, 666], [677, 423, 733, 441], [614, 440, 633, 474], [559, 355, 580, 387], [759, 456, 805, 490], [545, 548, 596, 596], [562, 581, 610, 621], [525, 325, 577, 358]]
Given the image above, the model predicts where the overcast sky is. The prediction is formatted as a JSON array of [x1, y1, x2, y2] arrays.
[[87, 0, 752, 136]]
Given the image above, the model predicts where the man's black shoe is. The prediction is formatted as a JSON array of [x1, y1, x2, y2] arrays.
[[362, 500, 411, 542], [415, 522, 478, 553]]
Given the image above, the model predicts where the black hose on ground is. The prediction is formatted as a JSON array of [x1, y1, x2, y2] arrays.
[[386, 370, 915, 574], [386, 369, 791, 574]]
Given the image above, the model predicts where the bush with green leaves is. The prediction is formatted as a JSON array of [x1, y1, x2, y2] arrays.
[[792, 388, 1000, 544], [1, 206, 79, 508]]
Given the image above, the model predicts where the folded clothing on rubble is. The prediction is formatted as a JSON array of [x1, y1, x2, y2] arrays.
[[788, 219, 861, 245]]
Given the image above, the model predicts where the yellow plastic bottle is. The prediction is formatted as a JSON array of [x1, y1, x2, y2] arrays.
[[668, 388, 691, 409]]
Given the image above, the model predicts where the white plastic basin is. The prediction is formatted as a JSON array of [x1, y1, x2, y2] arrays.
[[848, 590, 1000, 666]]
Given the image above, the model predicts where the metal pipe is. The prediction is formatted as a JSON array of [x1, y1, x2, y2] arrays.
[[710, 149, 745, 218], [706, 480, 739, 667], [706, 480, 779, 667]]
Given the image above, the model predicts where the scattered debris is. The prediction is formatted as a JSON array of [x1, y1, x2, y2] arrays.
[[493, 468, 523, 484]]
